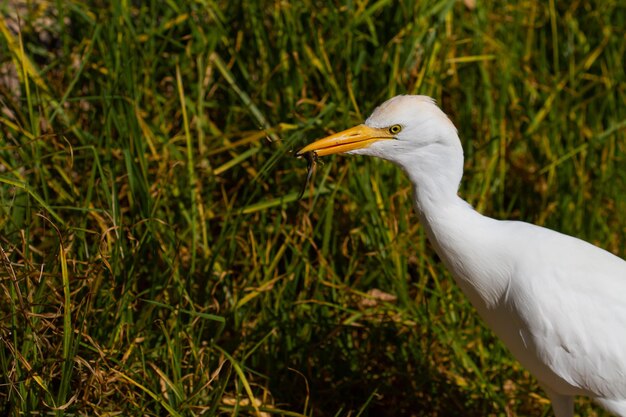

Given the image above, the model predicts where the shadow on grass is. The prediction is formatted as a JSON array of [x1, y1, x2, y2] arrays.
[[249, 318, 496, 417]]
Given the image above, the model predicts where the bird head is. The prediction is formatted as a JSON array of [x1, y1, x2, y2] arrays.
[[296, 95, 460, 167]]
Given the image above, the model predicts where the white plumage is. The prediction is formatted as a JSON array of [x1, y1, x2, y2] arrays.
[[297, 95, 626, 417]]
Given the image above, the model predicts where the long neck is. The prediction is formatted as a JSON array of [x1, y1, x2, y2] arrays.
[[400, 143, 511, 310]]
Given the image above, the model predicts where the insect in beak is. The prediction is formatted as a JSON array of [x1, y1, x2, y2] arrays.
[[297, 151, 318, 200]]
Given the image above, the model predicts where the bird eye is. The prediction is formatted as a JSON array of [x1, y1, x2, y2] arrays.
[[389, 124, 402, 135]]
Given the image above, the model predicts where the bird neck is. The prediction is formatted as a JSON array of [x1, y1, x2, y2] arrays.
[[402, 145, 511, 310], [412, 186, 510, 310]]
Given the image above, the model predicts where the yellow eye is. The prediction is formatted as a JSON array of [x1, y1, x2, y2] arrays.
[[389, 124, 402, 135]]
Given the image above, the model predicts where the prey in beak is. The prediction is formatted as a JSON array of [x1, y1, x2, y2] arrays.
[[296, 151, 318, 200], [295, 124, 396, 199]]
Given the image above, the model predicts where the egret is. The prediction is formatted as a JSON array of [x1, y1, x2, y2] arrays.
[[297, 95, 626, 417]]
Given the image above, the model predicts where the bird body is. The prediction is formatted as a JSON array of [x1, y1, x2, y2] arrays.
[[423, 199, 626, 400], [297, 95, 626, 417]]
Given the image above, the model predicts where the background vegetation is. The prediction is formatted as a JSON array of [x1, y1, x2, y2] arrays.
[[1, 0, 625, 415]]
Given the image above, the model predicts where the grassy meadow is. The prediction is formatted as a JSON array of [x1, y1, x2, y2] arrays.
[[1, 0, 625, 415]]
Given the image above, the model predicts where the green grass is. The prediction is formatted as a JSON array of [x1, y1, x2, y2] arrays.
[[1, 0, 625, 416]]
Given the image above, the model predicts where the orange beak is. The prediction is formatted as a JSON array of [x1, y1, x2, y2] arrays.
[[296, 124, 395, 157]]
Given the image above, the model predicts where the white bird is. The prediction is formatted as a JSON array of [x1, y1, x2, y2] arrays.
[[296, 95, 626, 417]]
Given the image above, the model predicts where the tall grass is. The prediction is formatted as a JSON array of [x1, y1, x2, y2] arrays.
[[0, 1, 624, 416]]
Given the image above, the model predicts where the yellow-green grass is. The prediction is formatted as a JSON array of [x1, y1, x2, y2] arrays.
[[0, 1, 624, 416]]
